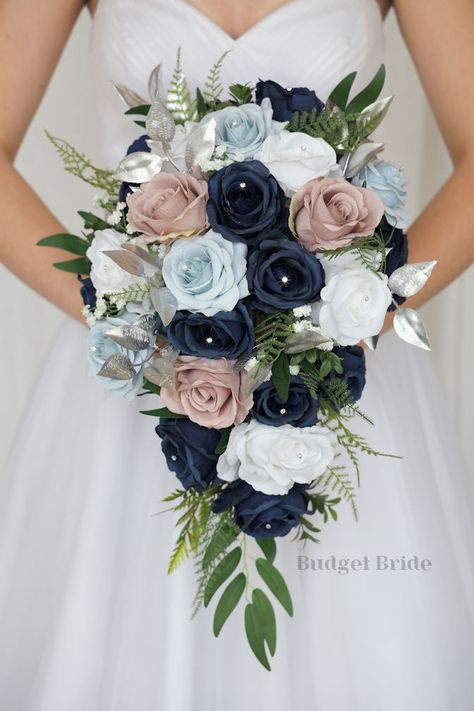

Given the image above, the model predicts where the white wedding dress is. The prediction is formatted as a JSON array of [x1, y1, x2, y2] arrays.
[[1, 1, 474, 709]]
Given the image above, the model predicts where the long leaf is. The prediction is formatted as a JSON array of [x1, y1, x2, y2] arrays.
[[346, 64, 386, 114], [140, 407, 186, 419], [78, 211, 111, 232], [271, 352, 290, 402], [53, 257, 90, 274], [213, 573, 246, 637], [256, 537, 276, 564], [244, 603, 271, 670], [328, 71, 357, 110], [252, 588, 276, 657], [202, 520, 240, 569], [204, 547, 242, 607], [255, 558, 293, 616], [37, 233, 89, 255]]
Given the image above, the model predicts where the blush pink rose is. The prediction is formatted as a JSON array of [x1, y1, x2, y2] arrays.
[[126, 172, 209, 244], [160, 356, 253, 429], [290, 176, 384, 251]]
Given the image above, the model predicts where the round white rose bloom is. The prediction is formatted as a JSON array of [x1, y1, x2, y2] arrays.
[[217, 420, 336, 496], [314, 265, 392, 346], [253, 130, 340, 196], [86, 229, 150, 296]]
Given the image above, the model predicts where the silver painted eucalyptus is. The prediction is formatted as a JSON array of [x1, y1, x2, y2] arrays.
[[98, 353, 136, 380]]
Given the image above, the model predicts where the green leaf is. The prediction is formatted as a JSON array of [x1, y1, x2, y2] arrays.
[[213, 572, 246, 637], [255, 558, 293, 616], [256, 537, 276, 564], [346, 64, 386, 114], [140, 407, 186, 418], [142, 378, 161, 395], [196, 87, 209, 118], [244, 602, 271, 670], [53, 257, 90, 274], [37, 233, 89, 255], [271, 352, 290, 402], [328, 71, 357, 110], [204, 547, 242, 607], [214, 427, 231, 455], [78, 211, 111, 232], [124, 104, 151, 116], [252, 588, 276, 657], [229, 83, 253, 105], [202, 519, 240, 569], [319, 359, 333, 379]]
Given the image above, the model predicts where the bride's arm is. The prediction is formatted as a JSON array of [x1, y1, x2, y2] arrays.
[[386, 0, 474, 317], [0, 0, 86, 321]]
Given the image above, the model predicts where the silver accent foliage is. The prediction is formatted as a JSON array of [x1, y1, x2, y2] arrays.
[[363, 335, 380, 351], [148, 63, 163, 102], [393, 308, 431, 351], [102, 250, 145, 277], [284, 330, 334, 354], [105, 325, 151, 351], [115, 151, 163, 184], [388, 261, 437, 298], [111, 82, 147, 108], [343, 142, 384, 179], [241, 364, 273, 399], [97, 353, 136, 380], [356, 96, 393, 134], [149, 287, 178, 326], [185, 119, 216, 172], [122, 243, 163, 269]]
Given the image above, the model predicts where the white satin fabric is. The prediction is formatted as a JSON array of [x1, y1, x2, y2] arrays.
[[0, 1, 474, 709]]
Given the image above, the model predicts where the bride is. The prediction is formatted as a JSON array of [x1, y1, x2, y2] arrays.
[[1, 0, 474, 709]]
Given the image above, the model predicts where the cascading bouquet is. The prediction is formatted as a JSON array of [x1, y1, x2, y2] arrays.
[[39, 52, 436, 669]]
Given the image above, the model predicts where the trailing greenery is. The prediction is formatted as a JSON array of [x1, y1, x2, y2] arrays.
[[322, 231, 388, 274], [45, 131, 120, 195]]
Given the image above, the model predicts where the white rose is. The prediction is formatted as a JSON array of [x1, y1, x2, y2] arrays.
[[217, 420, 335, 496], [313, 265, 392, 346], [86, 229, 153, 296], [253, 130, 340, 197]]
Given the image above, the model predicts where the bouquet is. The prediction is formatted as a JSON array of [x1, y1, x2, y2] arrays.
[[39, 52, 436, 669]]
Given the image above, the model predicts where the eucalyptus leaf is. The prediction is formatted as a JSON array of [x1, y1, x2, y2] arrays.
[[97, 353, 135, 380], [115, 151, 163, 183], [139, 407, 186, 418], [388, 261, 437, 298], [203, 521, 240, 569], [111, 82, 147, 108], [37, 233, 89, 255], [255, 558, 293, 616], [213, 573, 246, 637], [204, 547, 242, 607], [256, 538, 276, 564], [105, 325, 151, 351], [393, 308, 431, 351], [244, 603, 271, 671], [252, 588, 277, 657], [53, 257, 90, 274], [102, 250, 145, 277]]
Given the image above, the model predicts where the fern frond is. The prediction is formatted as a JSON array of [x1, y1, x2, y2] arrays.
[[322, 466, 359, 521], [203, 51, 231, 106], [166, 47, 197, 123]]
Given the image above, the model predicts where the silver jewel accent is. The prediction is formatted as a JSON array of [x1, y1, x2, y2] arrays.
[[98, 353, 136, 380], [185, 119, 216, 173], [388, 261, 437, 298], [111, 82, 147, 109], [393, 308, 431, 351], [284, 330, 333, 354], [280, 408, 287, 415], [115, 151, 163, 183], [265, 523, 272, 530], [206, 337, 214, 344], [102, 250, 145, 277], [281, 276, 289, 284], [342, 141, 384, 179], [149, 287, 178, 326], [105, 325, 151, 351], [239, 182, 247, 189], [171, 455, 178, 461], [363, 335, 380, 351], [356, 96, 393, 134]]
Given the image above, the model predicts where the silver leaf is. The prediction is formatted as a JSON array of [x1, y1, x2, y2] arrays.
[[356, 96, 393, 134], [343, 142, 384, 179], [149, 287, 178, 326], [241, 364, 273, 399], [121, 243, 162, 269], [185, 119, 216, 172], [111, 82, 147, 108], [363, 335, 379, 351], [135, 313, 156, 332], [144, 358, 176, 390], [102, 250, 145, 277], [393, 308, 431, 351], [98, 353, 136, 380], [146, 98, 176, 145], [233, 352, 257, 372], [105, 325, 151, 351], [115, 151, 163, 183], [148, 63, 162, 101], [389, 261, 437, 298], [166, 71, 196, 123], [284, 330, 333, 354]]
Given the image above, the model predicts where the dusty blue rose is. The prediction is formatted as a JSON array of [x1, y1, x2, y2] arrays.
[[352, 159, 408, 229]]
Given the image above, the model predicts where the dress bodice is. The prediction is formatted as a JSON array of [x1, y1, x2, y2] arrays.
[[90, 0, 384, 167]]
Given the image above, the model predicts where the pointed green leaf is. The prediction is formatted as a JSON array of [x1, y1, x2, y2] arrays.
[[213, 573, 246, 637], [346, 64, 386, 114], [142, 378, 161, 395], [37, 233, 89, 255], [252, 588, 276, 657], [244, 602, 271, 670], [256, 537, 276, 564], [328, 71, 357, 110], [125, 104, 151, 116], [202, 520, 240, 569], [255, 558, 293, 616], [53, 257, 90, 274], [78, 211, 111, 232], [214, 427, 231, 455], [271, 352, 290, 402], [204, 547, 242, 607], [140, 407, 186, 419]]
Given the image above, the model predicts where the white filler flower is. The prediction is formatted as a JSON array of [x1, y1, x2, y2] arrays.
[[217, 420, 336, 495]]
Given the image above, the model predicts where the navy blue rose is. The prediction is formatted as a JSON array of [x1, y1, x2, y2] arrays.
[[252, 376, 318, 427], [332, 345, 366, 402], [380, 219, 408, 310], [247, 231, 325, 312], [155, 418, 221, 492], [78, 276, 96, 309], [156, 303, 255, 360], [207, 160, 288, 244], [212, 480, 309, 538], [255, 79, 325, 123], [118, 134, 151, 204]]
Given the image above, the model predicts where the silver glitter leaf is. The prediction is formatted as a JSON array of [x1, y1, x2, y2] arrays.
[[393, 308, 431, 351], [105, 325, 151, 351], [356, 96, 393, 134], [111, 82, 147, 108], [241, 364, 273, 399], [363, 334, 380, 351], [146, 98, 176, 145], [115, 151, 163, 184], [185, 119, 216, 172], [148, 64, 162, 101], [102, 250, 145, 277], [343, 142, 384, 179], [149, 287, 178, 326], [388, 261, 437, 298], [284, 330, 333, 354], [135, 313, 156, 333], [121, 243, 162, 269], [98, 353, 136, 380], [144, 357, 176, 390]]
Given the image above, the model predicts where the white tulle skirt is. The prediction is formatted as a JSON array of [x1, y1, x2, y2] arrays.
[[0, 317, 473, 711]]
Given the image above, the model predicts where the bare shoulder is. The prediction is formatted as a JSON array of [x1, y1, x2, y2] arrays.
[[393, 0, 474, 164]]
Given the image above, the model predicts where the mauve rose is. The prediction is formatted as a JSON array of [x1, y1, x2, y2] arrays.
[[161, 356, 253, 429], [290, 177, 384, 251], [126, 172, 209, 244]]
